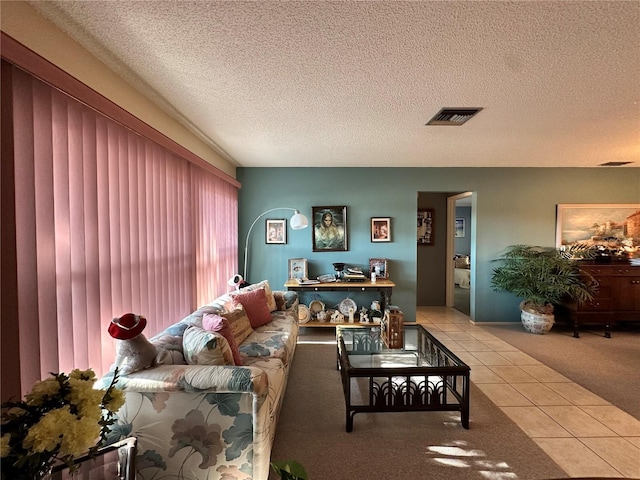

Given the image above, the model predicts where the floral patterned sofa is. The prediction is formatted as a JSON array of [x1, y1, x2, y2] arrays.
[[98, 281, 299, 480]]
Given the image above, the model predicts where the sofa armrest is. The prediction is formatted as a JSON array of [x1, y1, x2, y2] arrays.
[[98, 364, 270, 397], [273, 290, 299, 311]]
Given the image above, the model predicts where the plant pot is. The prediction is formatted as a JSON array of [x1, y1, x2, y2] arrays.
[[520, 307, 555, 334]]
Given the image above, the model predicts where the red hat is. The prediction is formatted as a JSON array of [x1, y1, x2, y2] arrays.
[[108, 313, 147, 340]]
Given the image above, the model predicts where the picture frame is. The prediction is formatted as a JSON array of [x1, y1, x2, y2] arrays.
[[455, 218, 465, 238], [556, 204, 640, 254], [417, 209, 434, 245], [288, 258, 308, 280], [265, 219, 286, 244], [371, 217, 391, 242], [369, 258, 389, 279], [312, 206, 348, 252]]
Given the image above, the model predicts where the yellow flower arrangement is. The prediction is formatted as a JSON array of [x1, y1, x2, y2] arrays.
[[1, 368, 124, 480]]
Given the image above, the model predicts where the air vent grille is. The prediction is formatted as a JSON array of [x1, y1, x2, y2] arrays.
[[599, 161, 633, 166], [426, 108, 483, 126]]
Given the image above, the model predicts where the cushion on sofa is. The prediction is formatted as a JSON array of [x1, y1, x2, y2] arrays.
[[203, 312, 242, 365], [182, 326, 235, 365], [222, 305, 255, 346], [241, 280, 277, 312], [231, 287, 272, 328]]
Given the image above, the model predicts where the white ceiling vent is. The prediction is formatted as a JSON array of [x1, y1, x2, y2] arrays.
[[426, 108, 483, 126]]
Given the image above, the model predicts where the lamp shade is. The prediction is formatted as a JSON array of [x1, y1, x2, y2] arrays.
[[290, 210, 309, 230]]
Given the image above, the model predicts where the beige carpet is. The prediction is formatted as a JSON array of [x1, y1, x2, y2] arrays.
[[481, 321, 640, 419], [269, 330, 568, 480]]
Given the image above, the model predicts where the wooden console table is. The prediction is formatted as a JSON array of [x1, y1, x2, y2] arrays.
[[557, 261, 640, 338], [284, 278, 396, 327]]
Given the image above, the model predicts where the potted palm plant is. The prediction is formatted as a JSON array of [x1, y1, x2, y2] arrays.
[[491, 244, 597, 334]]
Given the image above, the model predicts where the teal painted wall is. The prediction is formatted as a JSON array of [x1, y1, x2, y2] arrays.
[[236, 167, 640, 323]]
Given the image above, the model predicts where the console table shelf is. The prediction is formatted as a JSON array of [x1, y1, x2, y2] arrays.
[[285, 278, 396, 327]]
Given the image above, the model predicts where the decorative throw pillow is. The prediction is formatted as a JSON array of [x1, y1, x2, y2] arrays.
[[221, 305, 254, 346], [241, 280, 277, 312], [230, 287, 272, 328], [203, 313, 242, 365], [182, 326, 234, 366]]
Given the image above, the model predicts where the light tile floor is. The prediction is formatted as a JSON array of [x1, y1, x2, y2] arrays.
[[417, 306, 640, 479]]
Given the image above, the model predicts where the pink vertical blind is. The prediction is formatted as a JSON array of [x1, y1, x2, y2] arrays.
[[7, 64, 238, 393]]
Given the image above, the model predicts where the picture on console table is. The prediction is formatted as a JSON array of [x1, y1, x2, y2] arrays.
[[312, 206, 347, 251], [369, 258, 389, 279], [288, 258, 308, 280], [556, 203, 640, 256]]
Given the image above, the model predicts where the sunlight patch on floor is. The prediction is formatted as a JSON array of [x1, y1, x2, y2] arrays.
[[424, 441, 517, 479]]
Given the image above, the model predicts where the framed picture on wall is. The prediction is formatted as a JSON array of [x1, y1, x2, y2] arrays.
[[455, 218, 465, 238], [266, 219, 286, 244], [556, 204, 640, 255], [417, 209, 434, 245], [288, 258, 308, 280], [312, 206, 348, 251], [371, 217, 391, 242]]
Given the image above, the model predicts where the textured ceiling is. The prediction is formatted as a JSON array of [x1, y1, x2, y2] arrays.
[[29, 1, 640, 168]]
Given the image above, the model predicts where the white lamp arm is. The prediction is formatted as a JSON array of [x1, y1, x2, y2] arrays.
[[243, 207, 298, 280]]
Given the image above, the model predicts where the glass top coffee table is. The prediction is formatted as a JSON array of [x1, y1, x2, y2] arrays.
[[337, 323, 470, 432]]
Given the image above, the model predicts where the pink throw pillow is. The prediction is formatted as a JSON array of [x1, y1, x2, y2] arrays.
[[203, 313, 242, 365], [230, 288, 272, 328]]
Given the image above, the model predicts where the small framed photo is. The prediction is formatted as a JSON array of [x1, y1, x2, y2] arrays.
[[369, 258, 389, 279], [312, 206, 348, 252], [455, 218, 465, 238], [417, 209, 434, 245], [371, 217, 391, 242], [288, 258, 308, 280], [266, 219, 286, 244]]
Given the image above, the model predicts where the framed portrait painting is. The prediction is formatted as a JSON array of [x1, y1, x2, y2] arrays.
[[288, 258, 308, 280], [266, 219, 286, 244], [312, 206, 347, 252], [556, 204, 640, 254], [455, 218, 465, 238], [371, 217, 391, 242]]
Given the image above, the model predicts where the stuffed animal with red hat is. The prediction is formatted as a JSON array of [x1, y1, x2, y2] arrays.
[[108, 313, 158, 375]]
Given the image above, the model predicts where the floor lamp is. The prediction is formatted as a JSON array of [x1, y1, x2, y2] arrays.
[[240, 207, 309, 284]]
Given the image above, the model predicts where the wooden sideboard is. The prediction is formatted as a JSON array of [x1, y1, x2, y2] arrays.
[[557, 261, 640, 338]]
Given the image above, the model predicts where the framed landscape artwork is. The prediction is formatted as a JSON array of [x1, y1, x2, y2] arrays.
[[312, 206, 347, 252], [556, 204, 640, 255]]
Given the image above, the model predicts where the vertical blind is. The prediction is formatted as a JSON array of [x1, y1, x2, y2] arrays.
[[6, 64, 238, 393]]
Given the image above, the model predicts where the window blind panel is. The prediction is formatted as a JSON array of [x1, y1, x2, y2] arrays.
[[13, 72, 45, 393], [32, 81, 61, 377], [5, 59, 239, 393]]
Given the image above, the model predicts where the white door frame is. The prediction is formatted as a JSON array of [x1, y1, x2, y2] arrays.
[[446, 192, 473, 308]]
